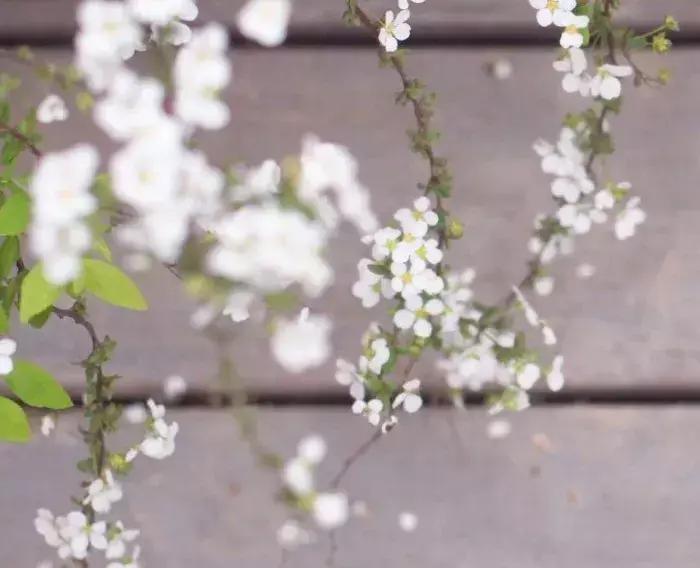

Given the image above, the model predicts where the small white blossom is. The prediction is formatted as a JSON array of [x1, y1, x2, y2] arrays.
[[236, 0, 292, 47], [614, 197, 646, 240], [163, 374, 187, 400], [297, 434, 327, 464], [392, 378, 423, 413], [547, 355, 565, 391], [282, 457, 314, 494], [487, 419, 512, 439], [0, 338, 16, 374], [83, 470, 123, 514], [41, 415, 56, 437], [378, 9, 411, 53], [590, 64, 634, 100], [352, 398, 383, 426], [393, 294, 444, 338], [398, 511, 418, 532], [312, 493, 349, 530], [270, 314, 332, 374], [37, 94, 68, 123]]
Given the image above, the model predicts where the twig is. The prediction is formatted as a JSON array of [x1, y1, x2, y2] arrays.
[[0, 120, 42, 159]]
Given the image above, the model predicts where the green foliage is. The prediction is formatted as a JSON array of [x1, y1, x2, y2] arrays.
[[19, 264, 62, 323], [0, 236, 19, 279], [0, 191, 30, 236], [82, 259, 147, 311], [5, 361, 72, 410], [0, 396, 31, 442]]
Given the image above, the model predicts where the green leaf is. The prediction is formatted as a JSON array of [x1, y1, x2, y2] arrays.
[[0, 306, 8, 334], [5, 361, 72, 410], [0, 396, 31, 442], [1, 137, 22, 164], [0, 192, 30, 236], [28, 306, 52, 329], [0, 236, 19, 279], [83, 259, 147, 311], [19, 264, 62, 323], [93, 236, 112, 262]]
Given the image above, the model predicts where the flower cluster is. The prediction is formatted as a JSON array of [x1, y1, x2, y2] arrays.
[[528, 1, 634, 100], [28, 144, 99, 284], [280, 435, 349, 538], [534, 123, 646, 247], [35, 398, 177, 566]]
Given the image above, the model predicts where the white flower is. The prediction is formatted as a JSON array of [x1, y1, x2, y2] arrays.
[[276, 519, 312, 550], [393, 294, 444, 338], [594, 189, 615, 210], [75, 0, 143, 62], [590, 64, 634, 100], [106, 545, 141, 568], [576, 263, 596, 279], [547, 355, 565, 391], [270, 314, 332, 374], [41, 415, 56, 436], [222, 291, 257, 322], [297, 434, 327, 464], [282, 457, 314, 494], [35, 509, 62, 547], [83, 470, 123, 514], [352, 258, 394, 308], [0, 338, 16, 374], [123, 403, 148, 424], [140, 417, 179, 459], [516, 363, 541, 390], [352, 398, 383, 426], [335, 358, 358, 386], [559, 13, 589, 48], [58, 512, 108, 559], [312, 493, 349, 530], [37, 94, 68, 124], [367, 338, 391, 374], [398, 0, 425, 8], [30, 144, 99, 226], [105, 522, 140, 560], [392, 378, 423, 413], [553, 47, 591, 95], [614, 197, 646, 240], [236, 0, 291, 47], [534, 276, 554, 296], [163, 374, 187, 399], [126, 0, 196, 25], [487, 419, 511, 439], [398, 511, 418, 532], [528, 0, 576, 27], [298, 135, 379, 235], [378, 9, 411, 53], [173, 23, 231, 130], [371, 227, 402, 261]]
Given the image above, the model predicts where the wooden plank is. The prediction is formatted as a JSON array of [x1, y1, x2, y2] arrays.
[[0, 0, 694, 39], [1, 48, 698, 394], [2, 407, 700, 567]]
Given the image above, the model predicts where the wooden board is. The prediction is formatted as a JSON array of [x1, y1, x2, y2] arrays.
[[0, 0, 695, 40], [2, 48, 700, 395], [2, 407, 700, 567]]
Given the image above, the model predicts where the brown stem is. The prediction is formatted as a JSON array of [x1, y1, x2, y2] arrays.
[[0, 120, 42, 159]]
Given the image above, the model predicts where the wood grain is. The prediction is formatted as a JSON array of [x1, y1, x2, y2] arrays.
[[3, 407, 700, 567], [0, 0, 693, 39], [2, 48, 699, 394]]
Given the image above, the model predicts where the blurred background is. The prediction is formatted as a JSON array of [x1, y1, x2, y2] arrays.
[[1, 1, 700, 566]]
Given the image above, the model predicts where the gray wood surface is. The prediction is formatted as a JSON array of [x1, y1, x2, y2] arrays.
[[2, 48, 699, 394], [3, 407, 700, 567], [0, 0, 692, 37]]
